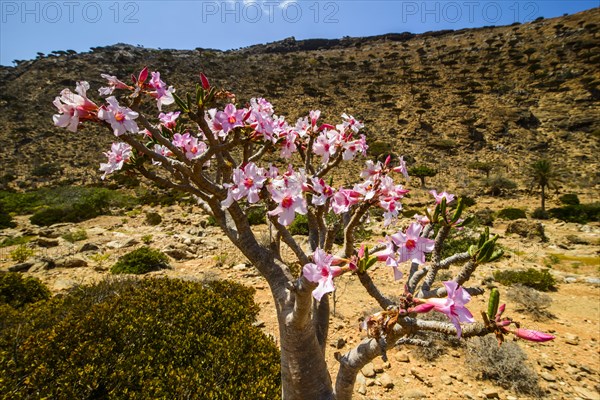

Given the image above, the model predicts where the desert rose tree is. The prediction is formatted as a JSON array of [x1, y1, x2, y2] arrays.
[[53, 69, 554, 399]]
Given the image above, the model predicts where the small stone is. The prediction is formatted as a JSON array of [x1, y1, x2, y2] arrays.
[[8, 262, 33, 272], [357, 384, 367, 395], [366, 378, 376, 387], [585, 277, 600, 285], [232, 263, 248, 271], [164, 248, 191, 260], [566, 366, 580, 375], [564, 277, 578, 283], [541, 371, 557, 382], [35, 238, 59, 248], [252, 320, 265, 328], [56, 258, 88, 268], [574, 386, 600, 400], [482, 388, 499, 398], [39, 228, 60, 238], [506, 396, 518, 400], [450, 350, 461, 358], [379, 373, 394, 389], [395, 351, 410, 362], [79, 242, 100, 252], [403, 388, 427, 399], [372, 360, 384, 373], [463, 392, 476, 400], [333, 337, 346, 349], [441, 374, 453, 385], [539, 359, 555, 370], [565, 333, 580, 345], [361, 363, 376, 378], [183, 238, 193, 246]]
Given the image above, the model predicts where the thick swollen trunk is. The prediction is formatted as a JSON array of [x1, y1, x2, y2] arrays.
[[279, 317, 334, 400]]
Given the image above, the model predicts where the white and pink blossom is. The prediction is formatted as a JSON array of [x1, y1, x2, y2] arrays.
[[99, 142, 132, 179], [302, 248, 342, 301], [148, 71, 175, 111], [424, 281, 474, 338], [52, 81, 98, 132], [97, 96, 139, 136], [390, 222, 435, 264]]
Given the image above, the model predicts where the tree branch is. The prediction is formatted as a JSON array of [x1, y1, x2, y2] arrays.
[[357, 271, 396, 309]]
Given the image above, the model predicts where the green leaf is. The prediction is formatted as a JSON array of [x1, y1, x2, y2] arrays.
[[172, 92, 189, 112]]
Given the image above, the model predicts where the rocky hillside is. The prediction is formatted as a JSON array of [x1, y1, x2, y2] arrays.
[[0, 8, 598, 193]]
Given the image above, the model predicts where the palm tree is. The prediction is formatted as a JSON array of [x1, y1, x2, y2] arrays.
[[528, 159, 562, 211]]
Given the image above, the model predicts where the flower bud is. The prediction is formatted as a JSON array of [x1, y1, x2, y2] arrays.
[[410, 303, 435, 314], [200, 72, 210, 90], [513, 328, 555, 342]]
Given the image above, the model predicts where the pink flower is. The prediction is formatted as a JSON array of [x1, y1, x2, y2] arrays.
[[310, 177, 335, 206], [309, 110, 321, 127], [392, 156, 410, 180], [313, 129, 340, 164], [426, 281, 474, 337], [222, 162, 267, 207], [280, 130, 298, 159], [159, 111, 180, 129], [342, 134, 368, 161], [341, 113, 364, 133], [331, 189, 362, 214], [215, 103, 245, 134], [147, 71, 175, 111], [172, 132, 192, 148], [52, 81, 98, 132], [98, 96, 139, 136], [430, 190, 455, 205], [183, 136, 207, 160], [373, 240, 404, 280], [152, 144, 172, 165], [302, 248, 342, 301], [513, 328, 555, 342], [99, 142, 132, 179], [267, 186, 307, 226], [390, 222, 435, 264], [360, 160, 382, 180], [99, 74, 130, 96]]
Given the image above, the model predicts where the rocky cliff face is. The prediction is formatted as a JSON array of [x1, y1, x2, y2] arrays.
[[0, 8, 598, 191]]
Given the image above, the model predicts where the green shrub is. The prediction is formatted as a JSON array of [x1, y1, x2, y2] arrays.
[[493, 268, 556, 291], [474, 208, 495, 226], [288, 214, 309, 236], [485, 176, 517, 196], [497, 207, 527, 220], [1, 186, 135, 222], [247, 205, 266, 225], [0, 210, 16, 229], [111, 246, 170, 274], [531, 207, 549, 220], [144, 211, 162, 226], [0, 278, 280, 398], [31, 163, 62, 177], [10, 245, 34, 263], [559, 193, 580, 205], [548, 203, 600, 224], [0, 272, 51, 309], [0, 236, 31, 248], [61, 229, 88, 243], [466, 336, 543, 397]]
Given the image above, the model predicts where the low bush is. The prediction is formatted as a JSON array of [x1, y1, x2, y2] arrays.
[[413, 311, 462, 361], [0, 272, 51, 308], [0, 204, 15, 229], [559, 193, 580, 205], [466, 336, 544, 397], [548, 203, 600, 224], [485, 176, 517, 196], [111, 246, 170, 274], [0, 278, 281, 398], [61, 229, 88, 243], [0, 236, 31, 248], [10, 245, 34, 263], [288, 213, 309, 236], [497, 207, 527, 220], [493, 268, 556, 291], [247, 205, 267, 225], [507, 284, 554, 321], [531, 207, 549, 220], [144, 211, 162, 226]]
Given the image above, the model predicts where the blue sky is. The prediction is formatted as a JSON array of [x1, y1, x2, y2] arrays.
[[1, 1, 598, 66]]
